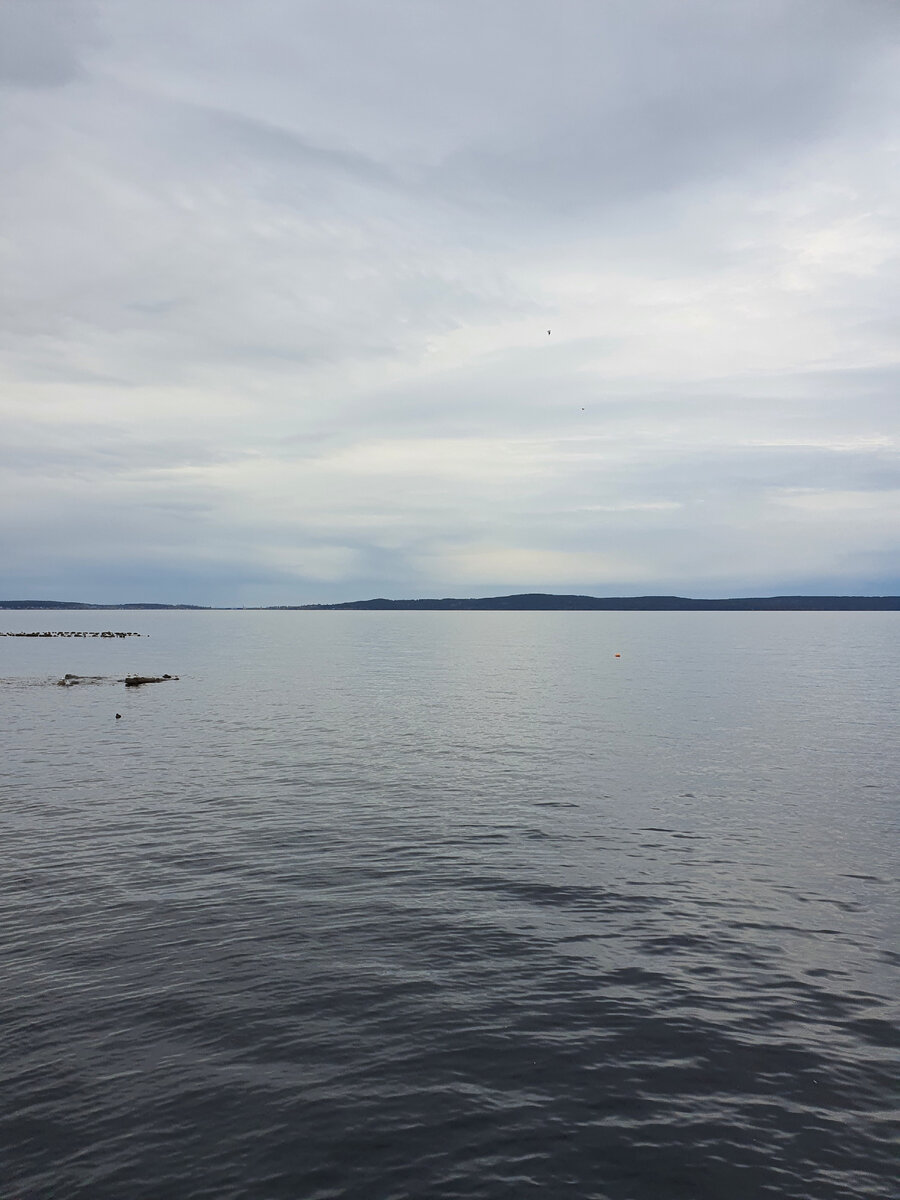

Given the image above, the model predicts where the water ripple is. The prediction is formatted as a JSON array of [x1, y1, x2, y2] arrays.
[[1, 611, 897, 1198]]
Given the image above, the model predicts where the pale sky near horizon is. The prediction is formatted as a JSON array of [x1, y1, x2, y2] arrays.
[[1, 0, 898, 604]]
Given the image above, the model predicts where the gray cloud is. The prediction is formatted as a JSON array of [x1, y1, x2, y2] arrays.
[[1, 0, 898, 603], [0, 0, 98, 89]]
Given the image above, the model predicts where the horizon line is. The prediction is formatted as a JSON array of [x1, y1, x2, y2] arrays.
[[2, 592, 899, 612]]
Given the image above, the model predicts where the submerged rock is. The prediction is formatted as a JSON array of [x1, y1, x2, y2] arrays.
[[124, 674, 178, 687]]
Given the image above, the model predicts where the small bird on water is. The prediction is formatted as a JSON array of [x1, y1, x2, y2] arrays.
[[115, 713, 122, 719]]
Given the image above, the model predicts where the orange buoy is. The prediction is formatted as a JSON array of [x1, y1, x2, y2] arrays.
[[614, 653, 621, 658]]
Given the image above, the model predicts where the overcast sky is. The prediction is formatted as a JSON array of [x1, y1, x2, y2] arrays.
[[2, 0, 898, 603]]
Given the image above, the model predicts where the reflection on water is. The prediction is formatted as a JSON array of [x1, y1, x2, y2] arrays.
[[1, 611, 897, 1198]]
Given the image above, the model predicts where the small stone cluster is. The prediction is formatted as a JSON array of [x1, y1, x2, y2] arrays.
[[124, 674, 178, 687], [56, 672, 178, 687]]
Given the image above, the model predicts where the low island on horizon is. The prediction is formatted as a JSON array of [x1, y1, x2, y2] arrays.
[[2, 594, 899, 612]]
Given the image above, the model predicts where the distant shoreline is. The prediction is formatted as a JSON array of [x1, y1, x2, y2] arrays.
[[2, 594, 899, 612]]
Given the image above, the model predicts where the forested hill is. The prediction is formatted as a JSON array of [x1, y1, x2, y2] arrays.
[[0, 601, 207, 610], [291, 594, 900, 611], [3, 595, 898, 611]]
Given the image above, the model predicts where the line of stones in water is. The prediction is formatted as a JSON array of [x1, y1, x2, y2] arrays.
[[0, 631, 141, 637]]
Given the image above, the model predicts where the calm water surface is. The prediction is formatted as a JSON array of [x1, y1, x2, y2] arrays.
[[1, 611, 897, 1199]]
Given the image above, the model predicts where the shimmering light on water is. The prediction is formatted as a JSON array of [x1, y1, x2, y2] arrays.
[[1, 611, 897, 1198]]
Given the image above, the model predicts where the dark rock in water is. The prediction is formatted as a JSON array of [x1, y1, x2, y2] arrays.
[[124, 674, 178, 687]]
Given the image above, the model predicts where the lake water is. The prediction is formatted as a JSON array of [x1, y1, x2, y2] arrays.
[[1, 610, 897, 1199]]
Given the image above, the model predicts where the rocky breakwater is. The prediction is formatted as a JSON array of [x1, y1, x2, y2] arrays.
[[1, 631, 141, 637]]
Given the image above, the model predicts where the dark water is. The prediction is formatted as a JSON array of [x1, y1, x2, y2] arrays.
[[1, 611, 897, 1199]]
